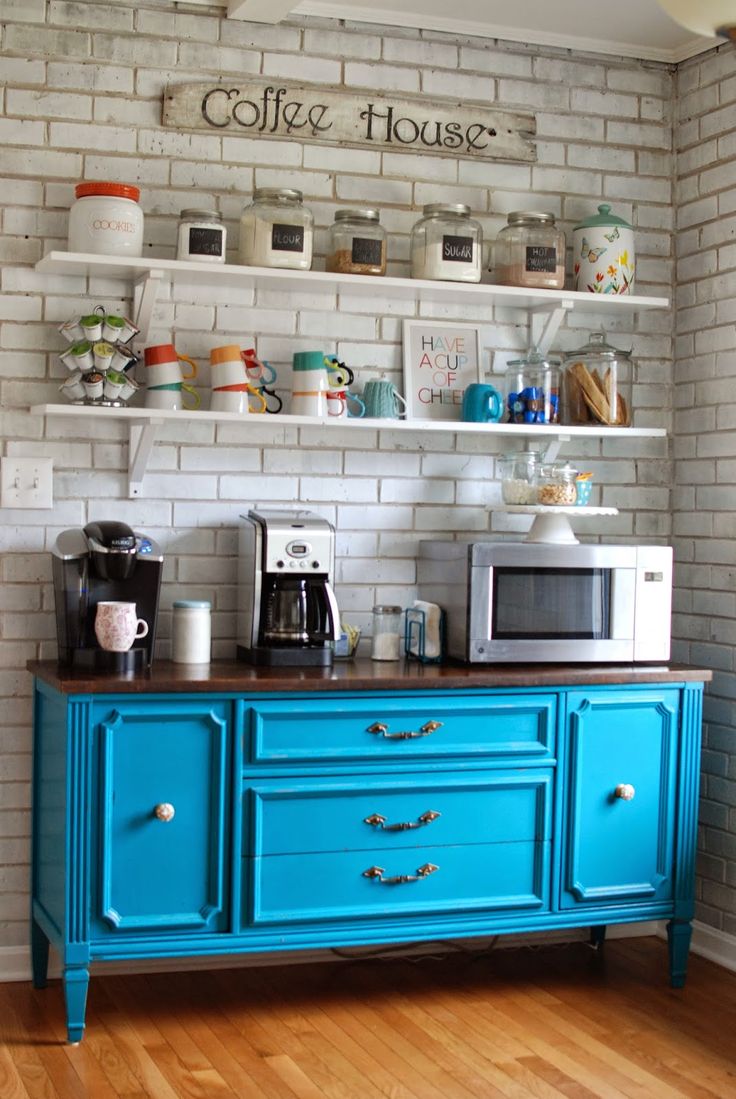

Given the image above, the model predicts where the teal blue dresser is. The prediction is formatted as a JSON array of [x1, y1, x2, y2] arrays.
[[28, 660, 710, 1043]]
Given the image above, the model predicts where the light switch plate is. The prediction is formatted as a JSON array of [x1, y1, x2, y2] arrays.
[[1, 456, 54, 509]]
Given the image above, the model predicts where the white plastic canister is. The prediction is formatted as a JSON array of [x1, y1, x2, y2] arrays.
[[171, 600, 211, 664], [68, 181, 144, 257]]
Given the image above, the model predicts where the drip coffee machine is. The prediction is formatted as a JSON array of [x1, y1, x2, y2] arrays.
[[237, 509, 340, 666], [52, 520, 163, 672]]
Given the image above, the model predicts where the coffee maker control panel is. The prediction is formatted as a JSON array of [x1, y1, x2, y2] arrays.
[[266, 529, 331, 573]]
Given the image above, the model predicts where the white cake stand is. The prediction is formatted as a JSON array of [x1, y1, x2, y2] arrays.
[[488, 505, 619, 545]]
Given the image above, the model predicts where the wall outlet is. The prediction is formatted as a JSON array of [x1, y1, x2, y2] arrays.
[[1, 456, 54, 509]]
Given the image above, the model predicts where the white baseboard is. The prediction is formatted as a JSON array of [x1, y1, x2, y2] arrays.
[[690, 920, 736, 973], [0, 922, 666, 985]]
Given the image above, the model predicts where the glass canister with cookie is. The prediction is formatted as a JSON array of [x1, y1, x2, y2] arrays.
[[561, 331, 632, 427]]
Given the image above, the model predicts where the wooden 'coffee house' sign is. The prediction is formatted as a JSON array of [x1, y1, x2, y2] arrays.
[[163, 81, 536, 163]]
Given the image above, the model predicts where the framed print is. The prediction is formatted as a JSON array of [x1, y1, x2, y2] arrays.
[[402, 320, 482, 421]]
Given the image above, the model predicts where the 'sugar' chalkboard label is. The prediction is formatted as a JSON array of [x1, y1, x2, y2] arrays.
[[525, 245, 557, 273], [351, 237, 383, 266], [442, 235, 474, 263], [188, 226, 224, 257], [272, 223, 305, 252]]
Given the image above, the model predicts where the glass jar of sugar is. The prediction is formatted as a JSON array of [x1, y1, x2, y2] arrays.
[[177, 209, 226, 263], [371, 605, 403, 661], [68, 181, 144, 257], [410, 203, 482, 283], [492, 212, 566, 290], [239, 188, 313, 270]]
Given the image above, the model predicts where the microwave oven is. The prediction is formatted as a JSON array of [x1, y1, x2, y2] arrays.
[[417, 541, 673, 663]]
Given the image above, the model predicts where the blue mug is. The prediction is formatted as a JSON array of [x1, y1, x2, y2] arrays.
[[461, 383, 503, 423]]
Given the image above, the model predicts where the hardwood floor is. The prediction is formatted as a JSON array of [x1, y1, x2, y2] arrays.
[[2, 936, 735, 1098]]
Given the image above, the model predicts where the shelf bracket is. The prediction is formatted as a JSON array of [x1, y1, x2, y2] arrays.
[[128, 419, 162, 497], [530, 301, 574, 356], [132, 269, 164, 347], [541, 434, 570, 463]]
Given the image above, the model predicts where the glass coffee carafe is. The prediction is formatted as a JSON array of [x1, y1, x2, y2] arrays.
[[262, 575, 337, 647]]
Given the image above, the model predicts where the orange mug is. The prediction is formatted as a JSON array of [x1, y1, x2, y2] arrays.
[[144, 343, 197, 386]]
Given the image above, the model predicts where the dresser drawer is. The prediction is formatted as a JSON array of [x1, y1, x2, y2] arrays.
[[246, 771, 552, 856], [239, 693, 556, 765], [248, 839, 550, 925]]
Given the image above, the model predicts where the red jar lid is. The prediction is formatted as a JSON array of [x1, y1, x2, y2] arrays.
[[74, 182, 141, 202]]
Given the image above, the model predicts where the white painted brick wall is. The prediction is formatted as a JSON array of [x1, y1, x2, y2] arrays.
[[674, 43, 736, 937], [0, 1, 695, 955]]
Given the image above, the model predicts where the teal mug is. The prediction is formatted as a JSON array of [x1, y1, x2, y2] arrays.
[[461, 383, 503, 423], [362, 379, 407, 419]]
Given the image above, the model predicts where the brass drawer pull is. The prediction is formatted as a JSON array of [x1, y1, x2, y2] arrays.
[[364, 810, 441, 832], [363, 863, 439, 885], [153, 802, 175, 822], [367, 720, 443, 740]]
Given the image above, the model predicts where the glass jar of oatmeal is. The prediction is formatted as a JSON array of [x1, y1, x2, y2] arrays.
[[538, 462, 579, 507], [492, 211, 566, 290], [326, 208, 386, 276]]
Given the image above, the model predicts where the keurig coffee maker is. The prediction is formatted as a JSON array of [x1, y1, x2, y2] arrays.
[[237, 509, 340, 666], [52, 520, 163, 672]]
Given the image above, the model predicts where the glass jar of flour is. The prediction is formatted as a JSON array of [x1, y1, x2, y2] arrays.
[[410, 204, 482, 283], [68, 181, 144, 257], [239, 188, 313, 270]]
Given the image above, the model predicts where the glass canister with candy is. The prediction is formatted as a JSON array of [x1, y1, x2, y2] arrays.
[[505, 351, 560, 425]]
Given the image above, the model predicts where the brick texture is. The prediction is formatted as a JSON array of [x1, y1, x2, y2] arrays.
[[673, 45, 736, 936]]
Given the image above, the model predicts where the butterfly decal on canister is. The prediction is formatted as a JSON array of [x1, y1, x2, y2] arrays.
[[572, 205, 635, 295]]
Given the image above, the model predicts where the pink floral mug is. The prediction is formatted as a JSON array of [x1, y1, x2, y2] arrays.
[[94, 601, 149, 652]]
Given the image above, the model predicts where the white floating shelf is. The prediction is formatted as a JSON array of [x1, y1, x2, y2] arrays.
[[35, 251, 670, 313], [29, 403, 665, 438]]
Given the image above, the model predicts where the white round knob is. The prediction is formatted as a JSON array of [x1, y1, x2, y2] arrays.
[[154, 802, 175, 822], [614, 783, 635, 801]]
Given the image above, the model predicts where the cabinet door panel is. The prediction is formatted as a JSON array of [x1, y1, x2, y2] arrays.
[[561, 689, 679, 908], [91, 701, 230, 936]]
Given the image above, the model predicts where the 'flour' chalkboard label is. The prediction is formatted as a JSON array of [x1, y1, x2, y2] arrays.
[[442, 235, 474, 263], [525, 245, 557, 273], [272, 223, 305, 252]]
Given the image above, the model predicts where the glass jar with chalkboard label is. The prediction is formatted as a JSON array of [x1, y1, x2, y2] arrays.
[[492, 211, 565, 290], [410, 203, 482, 283], [176, 209, 226, 264], [326, 208, 386, 276], [239, 188, 313, 270]]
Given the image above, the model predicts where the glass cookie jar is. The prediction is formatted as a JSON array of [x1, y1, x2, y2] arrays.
[[326, 208, 386, 276], [410, 203, 482, 283], [561, 331, 633, 427], [492, 211, 566, 290], [239, 188, 313, 270]]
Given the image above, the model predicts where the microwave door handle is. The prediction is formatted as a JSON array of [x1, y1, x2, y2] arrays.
[[323, 581, 341, 641]]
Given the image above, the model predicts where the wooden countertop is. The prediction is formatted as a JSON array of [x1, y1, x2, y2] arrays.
[[27, 658, 712, 695]]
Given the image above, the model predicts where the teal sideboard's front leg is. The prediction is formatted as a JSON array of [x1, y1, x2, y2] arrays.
[[63, 966, 89, 1043], [30, 919, 49, 988], [667, 919, 692, 988]]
